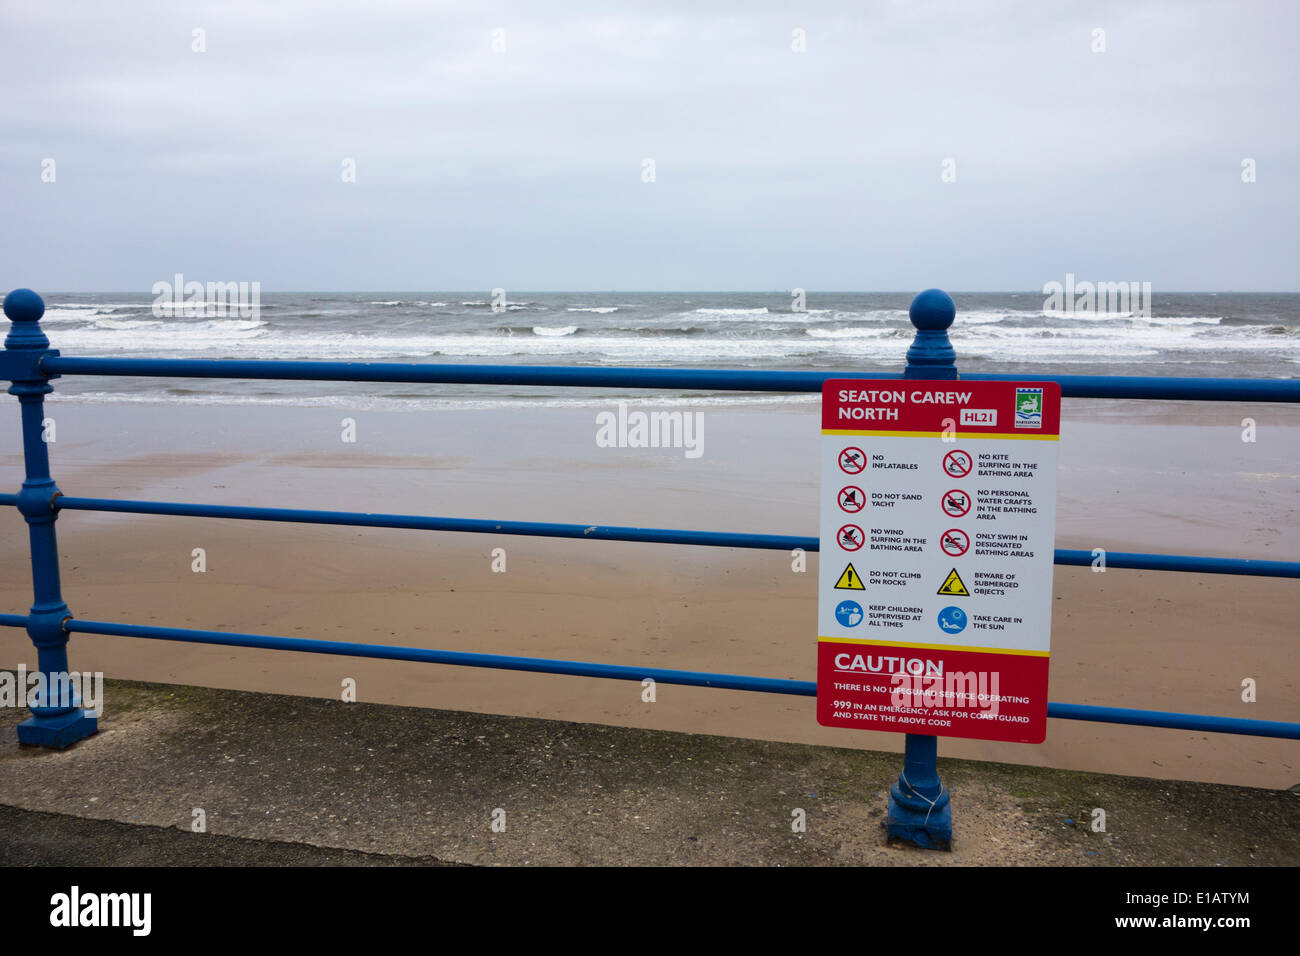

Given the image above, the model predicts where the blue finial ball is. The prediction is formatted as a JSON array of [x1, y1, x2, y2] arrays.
[[909, 288, 955, 331], [3, 288, 45, 323]]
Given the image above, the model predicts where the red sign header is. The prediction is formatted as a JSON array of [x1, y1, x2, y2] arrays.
[[822, 380, 1061, 435]]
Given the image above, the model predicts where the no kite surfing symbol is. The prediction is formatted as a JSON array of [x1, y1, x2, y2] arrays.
[[943, 450, 972, 478]]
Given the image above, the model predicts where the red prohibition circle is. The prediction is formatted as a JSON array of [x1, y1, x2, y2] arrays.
[[942, 449, 972, 478], [939, 528, 970, 556], [838, 447, 866, 475], [940, 488, 971, 517], [837, 485, 865, 513], [837, 523, 865, 551]]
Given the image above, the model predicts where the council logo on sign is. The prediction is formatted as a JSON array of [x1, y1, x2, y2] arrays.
[[1015, 388, 1043, 428]]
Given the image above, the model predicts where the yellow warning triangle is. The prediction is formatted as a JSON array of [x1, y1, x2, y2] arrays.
[[834, 563, 865, 590], [937, 568, 969, 596]]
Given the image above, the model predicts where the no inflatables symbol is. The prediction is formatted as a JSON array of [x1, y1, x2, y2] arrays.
[[943, 450, 972, 478], [837, 486, 865, 513], [940, 528, 970, 557], [838, 447, 865, 475], [941, 489, 970, 517], [834, 563, 865, 590]]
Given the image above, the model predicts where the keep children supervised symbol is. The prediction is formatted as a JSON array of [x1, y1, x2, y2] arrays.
[[837, 485, 865, 513], [940, 489, 970, 517], [834, 563, 865, 590], [835, 600, 864, 627], [942, 449, 972, 478], [940, 528, 970, 557], [838, 447, 866, 475], [837, 524, 864, 551]]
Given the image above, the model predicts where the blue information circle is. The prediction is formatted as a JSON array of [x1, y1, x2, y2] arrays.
[[835, 600, 864, 628], [937, 605, 967, 634]]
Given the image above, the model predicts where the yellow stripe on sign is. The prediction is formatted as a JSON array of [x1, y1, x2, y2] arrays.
[[822, 429, 1059, 441], [818, 635, 1050, 657]]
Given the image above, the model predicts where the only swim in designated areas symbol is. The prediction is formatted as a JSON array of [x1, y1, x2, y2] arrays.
[[837, 523, 864, 551], [936, 568, 969, 596], [835, 600, 864, 627], [937, 606, 966, 634], [838, 447, 866, 475], [837, 485, 865, 513], [834, 563, 865, 590], [942, 449, 972, 478], [940, 488, 971, 517], [940, 528, 970, 556]]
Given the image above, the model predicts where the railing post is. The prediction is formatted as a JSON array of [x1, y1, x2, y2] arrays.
[[887, 288, 957, 849], [2, 288, 97, 747]]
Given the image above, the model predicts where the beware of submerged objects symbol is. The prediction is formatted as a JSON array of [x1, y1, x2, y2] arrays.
[[937, 568, 969, 596]]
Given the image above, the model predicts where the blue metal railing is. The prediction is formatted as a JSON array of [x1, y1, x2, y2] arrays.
[[0, 494, 1293, 577], [36, 355, 1300, 403], [2, 286, 1298, 757]]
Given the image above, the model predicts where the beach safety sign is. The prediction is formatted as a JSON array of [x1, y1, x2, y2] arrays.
[[816, 380, 1061, 743]]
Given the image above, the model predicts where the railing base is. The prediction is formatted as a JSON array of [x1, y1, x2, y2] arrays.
[[18, 709, 97, 748], [886, 734, 952, 850], [886, 784, 953, 850]]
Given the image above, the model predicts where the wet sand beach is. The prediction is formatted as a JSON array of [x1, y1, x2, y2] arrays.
[[1, 399, 1296, 789]]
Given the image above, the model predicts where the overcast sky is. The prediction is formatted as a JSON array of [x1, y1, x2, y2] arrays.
[[1, 0, 1296, 292]]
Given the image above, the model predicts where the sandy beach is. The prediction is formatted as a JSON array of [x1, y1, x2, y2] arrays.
[[1, 398, 1296, 789]]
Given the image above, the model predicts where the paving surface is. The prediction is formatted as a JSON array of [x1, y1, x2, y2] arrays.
[[0, 679, 1294, 866]]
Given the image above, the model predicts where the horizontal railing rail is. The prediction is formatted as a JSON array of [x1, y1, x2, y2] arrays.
[[34, 355, 1300, 402], [0, 615, 1293, 740], [1, 493, 1294, 578]]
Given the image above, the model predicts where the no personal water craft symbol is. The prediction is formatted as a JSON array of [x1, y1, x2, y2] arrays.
[[941, 489, 970, 517]]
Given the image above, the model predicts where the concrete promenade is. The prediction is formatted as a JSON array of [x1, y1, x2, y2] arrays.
[[0, 679, 1294, 866]]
